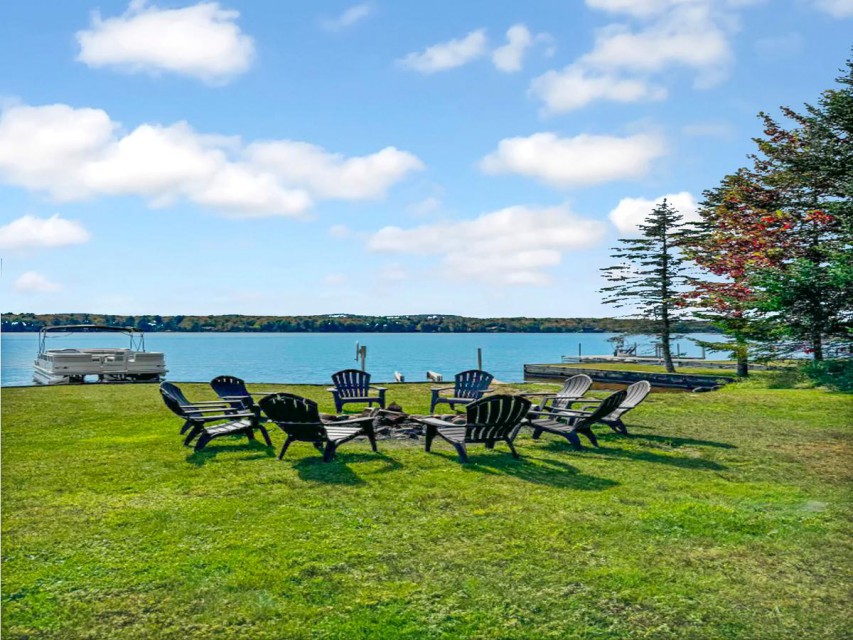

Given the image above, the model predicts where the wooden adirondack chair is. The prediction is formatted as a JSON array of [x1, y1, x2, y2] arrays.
[[159, 382, 272, 452], [527, 389, 627, 449], [557, 381, 651, 434], [210, 375, 257, 412], [521, 374, 593, 412], [259, 392, 379, 462], [327, 369, 387, 413], [415, 394, 531, 463], [429, 369, 494, 413]]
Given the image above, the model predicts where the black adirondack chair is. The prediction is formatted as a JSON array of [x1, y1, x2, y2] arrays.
[[415, 394, 531, 463], [327, 369, 386, 413], [522, 374, 593, 412], [527, 389, 627, 449], [210, 375, 257, 412], [259, 392, 379, 462], [429, 369, 494, 414], [554, 381, 651, 434], [159, 382, 273, 452]]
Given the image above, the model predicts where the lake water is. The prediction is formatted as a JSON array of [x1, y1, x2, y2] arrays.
[[1, 331, 717, 387]]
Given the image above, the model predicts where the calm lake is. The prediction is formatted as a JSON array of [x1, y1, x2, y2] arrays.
[[1, 331, 717, 387]]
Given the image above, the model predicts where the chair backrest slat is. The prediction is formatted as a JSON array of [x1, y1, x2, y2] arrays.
[[160, 382, 201, 419], [608, 381, 651, 419], [574, 390, 627, 429], [259, 392, 327, 441], [551, 374, 593, 410], [453, 369, 494, 399], [464, 394, 531, 442], [331, 369, 371, 398]]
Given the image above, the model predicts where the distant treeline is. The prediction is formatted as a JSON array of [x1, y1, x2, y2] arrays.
[[2, 313, 716, 334]]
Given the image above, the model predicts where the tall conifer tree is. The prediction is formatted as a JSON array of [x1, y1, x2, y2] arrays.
[[600, 200, 691, 373]]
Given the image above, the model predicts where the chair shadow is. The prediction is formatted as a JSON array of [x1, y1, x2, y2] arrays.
[[597, 427, 737, 450], [290, 450, 403, 485], [186, 438, 276, 466], [540, 438, 727, 471], [427, 448, 619, 490]]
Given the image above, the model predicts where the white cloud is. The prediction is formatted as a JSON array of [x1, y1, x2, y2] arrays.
[[407, 196, 442, 217], [76, 1, 255, 84], [0, 103, 422, 217], [0, 214, 91, 250], [480, 132, 666, 188], [369, 204, 606, 286], [14, 271, 61, 294], [491, 24, 552, 73], [378, 263, 408, 282], [530, 64, 666, 113], [812, 0, 853, 17], [247, 141, 424, 200], [608, 191, 699, 234], [581, 5, 732, 86], [529, 0, 748, 111], [398, 29, 488, 73], [322, 3, 373, 31]]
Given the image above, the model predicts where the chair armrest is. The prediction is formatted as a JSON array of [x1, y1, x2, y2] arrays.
[[325, 387, 338, 392], [196, 411, 256, 422], [430, 386, 454, 393], [328, 416, 375, 426], [187, 400, 234, 406], [185, 405, 241, 413], [412, 416, 458, 429], [371, 386, 387, 392], [520, 392, 556, 398]]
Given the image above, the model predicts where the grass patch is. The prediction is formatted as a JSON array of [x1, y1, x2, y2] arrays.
[[2, 380, 852, 638]]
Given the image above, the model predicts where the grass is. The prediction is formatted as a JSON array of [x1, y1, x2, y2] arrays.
[[2, 379, 851, 639]]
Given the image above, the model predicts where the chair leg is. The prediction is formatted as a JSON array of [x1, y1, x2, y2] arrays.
[[452, 443, 469, 463], [564, 431, 583, 451], [323, 441, 338, 462], [183, 424, 202, 446], [278, 436, 294, 460], [313, 441, 325, 452], [531, 427, 543, 440], [180, 420, 192, 435], [611, 419, 628, 435], [194, 432, 212, 451], [245, 428, 255, 441], [367, 431, 378, 452], [505, 439, 520, 460], [578, 427, 599, 447], [485, 439, 496, 450], [257, 425, 273, 447], [424, 425, 436, 452]]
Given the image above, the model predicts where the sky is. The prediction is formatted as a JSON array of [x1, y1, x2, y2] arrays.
[[0, 0, 851, 318]]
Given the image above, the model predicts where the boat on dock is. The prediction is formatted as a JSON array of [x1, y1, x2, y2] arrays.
[[32, 325, 167, 385]]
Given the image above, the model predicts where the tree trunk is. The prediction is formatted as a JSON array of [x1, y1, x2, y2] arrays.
[[735, 340, 749, 378], [660, 306, 676, 373], [812, 333, 824, 361]]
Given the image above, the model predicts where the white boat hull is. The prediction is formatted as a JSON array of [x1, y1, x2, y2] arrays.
[[33, 348, 167, 385]]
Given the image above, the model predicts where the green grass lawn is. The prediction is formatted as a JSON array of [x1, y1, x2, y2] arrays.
[[2, 380, 851, 639]]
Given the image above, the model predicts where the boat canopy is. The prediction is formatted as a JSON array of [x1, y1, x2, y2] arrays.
[[38, 325, 147, 354]]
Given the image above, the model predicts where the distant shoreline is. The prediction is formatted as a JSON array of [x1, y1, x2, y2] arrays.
[[2, 313, 718, 335]]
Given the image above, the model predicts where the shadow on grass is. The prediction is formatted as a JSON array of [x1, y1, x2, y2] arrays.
[[290, 451, 403, 485], [540, 439, 727, 471], [597, 428, 736, 450], [427, 449, 619, 490], [186, 438, 276, 466]]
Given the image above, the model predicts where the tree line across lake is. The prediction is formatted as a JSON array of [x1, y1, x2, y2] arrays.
[[0, 313, 714, 335]]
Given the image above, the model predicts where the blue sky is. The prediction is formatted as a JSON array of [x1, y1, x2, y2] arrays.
[[0, 0, 850, 317]]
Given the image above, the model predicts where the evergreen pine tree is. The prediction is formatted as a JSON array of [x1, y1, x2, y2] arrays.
[[600, 200, 691, 373]]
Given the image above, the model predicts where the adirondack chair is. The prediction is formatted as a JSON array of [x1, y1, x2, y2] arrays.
[[415, 394, 531, 463], [327, 369, 386, 413], [159, 382, 273, 452], [527, 389, 627, 449], [521, 374, 593, 412], [556, 381, 651, 434], [429, 369, 494, 414], [210, 375, 256, 413], [259, 392, 379, 462]]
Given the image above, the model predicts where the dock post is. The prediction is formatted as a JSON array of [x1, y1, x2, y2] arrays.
[[477, 348, 482, 370]]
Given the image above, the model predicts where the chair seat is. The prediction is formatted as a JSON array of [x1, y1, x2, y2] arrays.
[[436, 396, 477, 404], [334, 395, 382, 402], [435, 426, 467, 443], [324, 426, 364, 441], [528, 417, 577, 434], [203, 419, 254, 437]]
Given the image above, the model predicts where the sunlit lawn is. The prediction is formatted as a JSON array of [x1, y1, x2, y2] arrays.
[[2, 378, 851, 639]]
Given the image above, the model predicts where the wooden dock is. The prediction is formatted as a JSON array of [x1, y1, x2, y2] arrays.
[[524, 364, 734, 391]]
